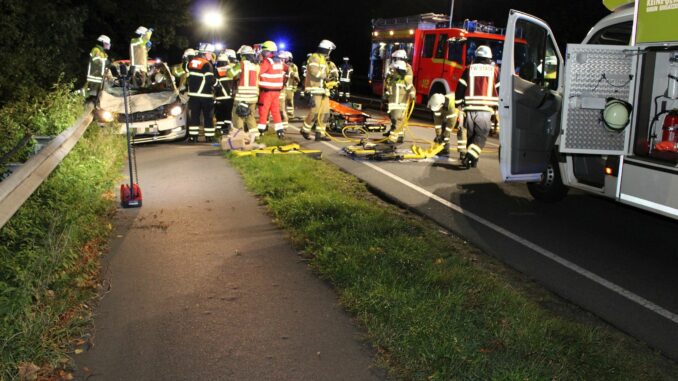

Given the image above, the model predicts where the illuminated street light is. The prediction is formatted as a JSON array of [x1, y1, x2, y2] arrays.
[[202, 10, 224, 29]]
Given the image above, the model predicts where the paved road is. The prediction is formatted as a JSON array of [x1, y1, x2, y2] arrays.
[[76, 143, 387, 381], [285, 104, 678, 360]]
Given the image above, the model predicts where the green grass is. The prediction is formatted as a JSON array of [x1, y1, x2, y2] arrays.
[[0, 125, 125, 380], [227, 154, 678, 380]]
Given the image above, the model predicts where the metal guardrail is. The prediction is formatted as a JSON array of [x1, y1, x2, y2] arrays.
[[0, 103, 94, 229]]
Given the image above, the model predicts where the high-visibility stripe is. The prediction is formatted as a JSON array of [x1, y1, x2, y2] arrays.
[[259, 81, 283, 88], [468, 144, 482, 158]]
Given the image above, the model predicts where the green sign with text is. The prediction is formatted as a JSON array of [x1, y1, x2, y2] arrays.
[[636, 0, 678, 43]]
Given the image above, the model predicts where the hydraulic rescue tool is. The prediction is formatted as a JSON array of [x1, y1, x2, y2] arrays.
[[118, 65, 143, 208]]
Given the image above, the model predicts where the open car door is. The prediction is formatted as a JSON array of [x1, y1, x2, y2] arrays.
[[498, 11, 564, 182]]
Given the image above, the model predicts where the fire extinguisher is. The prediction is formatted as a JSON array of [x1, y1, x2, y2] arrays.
[[655, 110, 678, 152]]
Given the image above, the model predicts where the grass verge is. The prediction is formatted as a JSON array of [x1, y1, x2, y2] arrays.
[[227, 153, 678, 380], [0, 124, 125, 380]]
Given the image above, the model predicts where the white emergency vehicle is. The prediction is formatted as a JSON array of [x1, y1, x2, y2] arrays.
[[498, 0, 678, 220]]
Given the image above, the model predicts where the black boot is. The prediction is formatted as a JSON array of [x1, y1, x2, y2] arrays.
[[383, 127, 394, 137], [277, 130, 285, 139], [300, 129, 311, 140], [315, 131, 330, 141]]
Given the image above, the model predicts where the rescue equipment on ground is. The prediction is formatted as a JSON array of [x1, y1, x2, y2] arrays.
[[328, 100, 387, 133], [231, 143, 322, 158], [118, 65, 143, 208]]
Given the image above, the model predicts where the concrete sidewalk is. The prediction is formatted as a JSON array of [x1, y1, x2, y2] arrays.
[[76, 143, 386, 381]]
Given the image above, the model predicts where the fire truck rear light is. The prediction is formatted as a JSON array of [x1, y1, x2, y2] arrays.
[[409, 29, 414, 35], [389, 30, 394, 36], [605, 167, 614, 176], [373, 31, 379, 37]]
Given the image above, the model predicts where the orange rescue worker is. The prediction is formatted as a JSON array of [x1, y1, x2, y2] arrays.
[[455, 45, 499, 168], [257, 41, 285, 139]]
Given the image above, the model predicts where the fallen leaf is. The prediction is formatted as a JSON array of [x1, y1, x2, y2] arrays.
[[17, 362, 40, 381], [74, 348, 84, 355]]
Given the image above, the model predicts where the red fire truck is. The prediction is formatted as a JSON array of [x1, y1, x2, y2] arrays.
[[369, 13, 524, 104]]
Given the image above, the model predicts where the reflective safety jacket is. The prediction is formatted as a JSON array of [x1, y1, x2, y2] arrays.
[[285, 62, 300, 91], [304, 53, 330, 95], [130, 34, 151, 70], [339, 62, 353, 83], [432, 93, 458, 126], [187, 56, 216, 98], [455, 62, 500, 112], [170, 62, 188, 91], [87, 45, 108, 84], [234, 60, 260, 103], [215, 63, 236, 101], [385, 70, 415, 112], [383, 62, 413, 100], [259, 57, 285, 91]]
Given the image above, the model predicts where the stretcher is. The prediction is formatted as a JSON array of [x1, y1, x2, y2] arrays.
[[328, 100, 387, 133]]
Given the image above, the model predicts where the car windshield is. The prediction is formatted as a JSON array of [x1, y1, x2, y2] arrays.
[[103, 62, 175, 96], [466, 37, 527, 68]]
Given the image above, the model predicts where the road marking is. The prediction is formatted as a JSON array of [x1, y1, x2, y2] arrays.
[[307, 135, 678, 324]]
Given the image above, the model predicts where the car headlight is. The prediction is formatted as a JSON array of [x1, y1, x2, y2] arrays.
[[101, 110, 114, 122], [169, 105, 183, 117]]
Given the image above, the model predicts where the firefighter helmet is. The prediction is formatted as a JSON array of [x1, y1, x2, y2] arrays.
[[217, 52, 229, 62], [135, 26, 149, 36], [343, 57, 350, 61], [182, 48, 196, 59], [97, 35, 111, 50], [279, 51, 292, 60], [392, 60, 407, 72], [318, 40, 336, 51], [224, 49, 237, 61], [475, 45, 492, 59], [261, 40, 278, 52], [427, 93, 446, 112], [602, 98, 632, 131], [391, 50, 408, 60], [199, 43, 216, 53], [237, 45, 255, 55]]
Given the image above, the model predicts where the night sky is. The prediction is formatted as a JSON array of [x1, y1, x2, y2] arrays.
[[183, 0, 609, 80]]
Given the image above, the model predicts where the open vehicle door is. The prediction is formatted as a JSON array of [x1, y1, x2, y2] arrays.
[[498, 11, 564, 182]]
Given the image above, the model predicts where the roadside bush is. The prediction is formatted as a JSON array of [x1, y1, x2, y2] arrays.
[[0, 123, 125, 380], [0, 80, 83, 171]]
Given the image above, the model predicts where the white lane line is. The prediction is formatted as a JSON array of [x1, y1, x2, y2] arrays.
[[306, 136, 678, 324]]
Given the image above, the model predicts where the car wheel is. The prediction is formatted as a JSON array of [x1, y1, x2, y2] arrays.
[[527, 156, 569, 203]]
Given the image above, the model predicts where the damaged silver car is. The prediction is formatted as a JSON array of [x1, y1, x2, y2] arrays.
[[95, 60, 188, 143]]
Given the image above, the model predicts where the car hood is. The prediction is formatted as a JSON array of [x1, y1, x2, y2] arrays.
[[98, 90, 179, 114]]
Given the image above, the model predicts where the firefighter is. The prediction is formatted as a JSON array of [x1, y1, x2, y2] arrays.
[[85, 35, 111, 99], [383, 49, 413, 139], [187, 45, 216, 142], [427, 93, 459, 157], [256, 41, 285, 139], [171, 48, 196, 93], [383, 60, 415, 144], [231, 45, 259, 138], [338, 57, 353, 102], [301, 40, 336, 141], [214, 49, 237, 135], [280, 51, 300, 118], [276, 51, 292, 130], [455, 45, 499, 168], [130, 26, 153, 87]]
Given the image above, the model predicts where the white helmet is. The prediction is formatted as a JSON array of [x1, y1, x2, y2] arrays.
[[198, 42, 216, 53], [135, 26, 149, 36], [278, 51, 292, 60], [391, 49, 408, 60], [224, 49, 237, 61], [392, 60, 407, 72], [427, 93, 446, 112], [217, 52, 230, 62], [237, 45, 255, 55], [182, 48, 196, 59], [318, 39, 336, 51], [475, 45, 492, 59], [343, 57, 350, 61], [97, 35, 111, 45]]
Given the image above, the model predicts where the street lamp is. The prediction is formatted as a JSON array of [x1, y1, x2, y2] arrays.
[[202, 9, 224, 44]]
